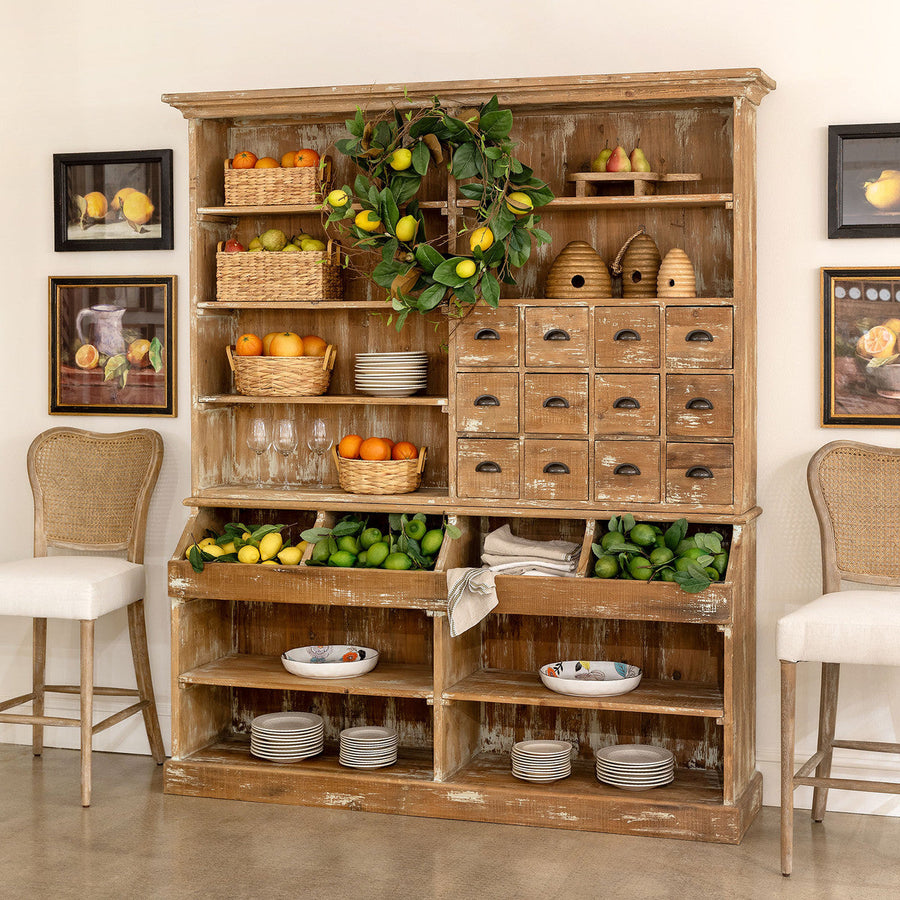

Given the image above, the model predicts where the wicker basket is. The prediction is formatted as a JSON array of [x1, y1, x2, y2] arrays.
[[216, 240, 343, 303], [332, 446, 427, 495], [223, 156, 331, 206], [227, 344, 336, 397]]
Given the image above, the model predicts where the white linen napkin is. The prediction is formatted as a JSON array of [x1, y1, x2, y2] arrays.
[[482, 558, 578, 577], [482, 524, 580, 562], [446, 567, 497, 637], [481, 553, 577, 572]]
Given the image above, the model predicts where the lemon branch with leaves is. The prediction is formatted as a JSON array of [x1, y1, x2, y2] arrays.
[[324, 95, 554, 330]]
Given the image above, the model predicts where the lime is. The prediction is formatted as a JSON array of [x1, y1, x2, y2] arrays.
[[360, 527, 382, 550], [404, 519, 427, 541], [712, 551, 728, 577], [337, 535, 360, 555], [421, 529, 444, 556], [311, 540, 332, 564], [629, 524, 657, 547], [675, 538, 697, 555], [365, 541, 390, 568], [600, 531, 624, 550], [675, 557, 697, 573], [237, 545, 260, 565], [659, 568, 677, 582], [704, 567, 719, 580], [649, 546, 674, 566], [593, 555, 619, 578], [356, 550, 368, 567], [328, 550, 357, 567], [681, 547, 705, 561], [628, 556, 653, 580], [383, 552, 412, 570]]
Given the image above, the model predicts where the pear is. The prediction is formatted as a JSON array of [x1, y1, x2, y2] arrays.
[[864, 170, 900, 211], [590, 147, 612, 173], [630, 147, 652, 172], [605, 146, 631, 173]]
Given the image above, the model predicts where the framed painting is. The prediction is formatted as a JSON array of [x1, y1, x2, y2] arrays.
[[828, 124, 900, 238], [822, 267, 900, 426], [49, 276, 176, 416], [53, 149, 174, 251]]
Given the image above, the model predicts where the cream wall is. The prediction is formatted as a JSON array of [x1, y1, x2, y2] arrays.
[[2, 0, 900, 815]]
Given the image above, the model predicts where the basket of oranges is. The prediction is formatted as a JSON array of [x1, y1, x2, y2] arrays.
[[227, 332, 336, 397], [333, 435, 426, 495], [224, 149, 331, 206]]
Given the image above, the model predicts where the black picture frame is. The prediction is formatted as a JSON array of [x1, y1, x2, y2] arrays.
[[53, 149, 174, 251], [49, 275, 176, 416], [822, 266, 900, 426], [828, 124, 900, 238]]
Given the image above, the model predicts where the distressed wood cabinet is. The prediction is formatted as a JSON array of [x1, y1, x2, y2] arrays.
[[163, 68, 773, 842]]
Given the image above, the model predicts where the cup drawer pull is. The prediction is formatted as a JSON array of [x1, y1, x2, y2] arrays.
[[686, 465, 714, 479], [474, 394, 500, 407], [613, 396, 640, 410], [613, 329, 641, 341], [544, 328, 570, 342], [542, 396, 570, 409], [475, 461, 502, 473], [543, 462, 570, 475], [686, 329, 713, 343], [685, 397, 714, 410], [613, 463, 642, 477], [474, 328, 500, 341]]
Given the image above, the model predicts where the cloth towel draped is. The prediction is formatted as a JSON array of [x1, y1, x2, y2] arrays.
[[447, 567, 497, 637]]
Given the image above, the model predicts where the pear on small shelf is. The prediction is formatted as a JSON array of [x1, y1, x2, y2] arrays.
[[569, 144, 701, 197]]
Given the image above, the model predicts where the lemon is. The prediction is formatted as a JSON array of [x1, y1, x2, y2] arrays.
[[198, 537, 216, 549], [326, 189, 349, 207], [238, 545, 261, 564], [505, 191, 533, 216], [259, 532, 284, 561], [395, 215, 417, 242], [204, 544, 225, 558], [111, 187, 137, 212], [389, 148, 412, 170], [84, 191, 108, 218], [864, 170, 900, 211], [276, 546, 303, 565], [355, 210, 382, 233], [122, 191, 154, 225], [455, 259, 476, 279], [469, 226, 494, 253], [261, 560, 279, 565], [857, 325, 897, 359], [220, 541, 236, 555], [884, 318, 900, 335]]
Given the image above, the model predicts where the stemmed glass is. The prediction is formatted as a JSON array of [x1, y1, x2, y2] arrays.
[[246, 417, 271, 487], [306, 418, 333, 485], [274, 419, 299, 489]]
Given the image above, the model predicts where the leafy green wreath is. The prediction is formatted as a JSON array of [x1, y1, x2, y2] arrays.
[[324, 95, 554, 330]]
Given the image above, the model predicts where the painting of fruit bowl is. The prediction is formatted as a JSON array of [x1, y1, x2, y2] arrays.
[[53, 149, 173, 251], [49, 276, 176, 416]]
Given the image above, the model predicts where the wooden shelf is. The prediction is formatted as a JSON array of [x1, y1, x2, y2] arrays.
[[179, 653, 433, 699], [198, 394, 448, 407], [198, 300, 390, 311], [198, 200, 447, 219], [443, 669, 724, 717], [457, 194, 734, 211]]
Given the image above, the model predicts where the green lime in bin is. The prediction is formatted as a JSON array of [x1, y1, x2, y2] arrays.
[[594, 555, 619, 579]]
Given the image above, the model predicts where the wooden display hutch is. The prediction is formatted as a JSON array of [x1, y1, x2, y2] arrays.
[[163, 69, 773, 842]]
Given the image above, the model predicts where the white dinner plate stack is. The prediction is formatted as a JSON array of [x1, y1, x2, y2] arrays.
[[339, 726, 399, 768], [595, 744, 675, 791], [511, 740, 573, 783], [249, 712, 324, 762], [354, 352, 429, 397]]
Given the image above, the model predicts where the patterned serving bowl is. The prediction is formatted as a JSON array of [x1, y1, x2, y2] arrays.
[[539, 660, 642, 697], [281, 645, 379, 679]]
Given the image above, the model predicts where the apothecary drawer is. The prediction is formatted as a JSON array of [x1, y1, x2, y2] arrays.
[[456, 373, 519, 433], [594, 374, 660, 436], [524, 307, 589, 367], [457, 439, 520, 499], [665, 443, 734, 506], [455, 307, 519, 366], [666, 375, 733, 438], [524, 374, 589, 435], [523, 439, 589, 501], [595, 306, 660, 368], [665, 307, 733, 369], [594, 440, 661, 503]]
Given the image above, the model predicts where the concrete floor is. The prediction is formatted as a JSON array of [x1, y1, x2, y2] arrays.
[[1, 743, 898, 899]]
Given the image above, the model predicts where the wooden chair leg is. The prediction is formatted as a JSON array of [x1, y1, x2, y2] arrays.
[[80, 620, 94, 807], [781, 659, 797, 877], [32, 617, 47, 757], [812, 662, 840, 823], [127, 600, 165, 764]]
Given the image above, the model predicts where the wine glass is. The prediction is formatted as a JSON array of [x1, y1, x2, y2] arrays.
[[246, 417, 270, 487], [306, 418, 333, 485], [274, 419, 299, 489]]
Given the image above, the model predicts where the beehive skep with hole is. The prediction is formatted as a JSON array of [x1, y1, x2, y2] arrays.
[[545, 240, 611, 299], [657, 248, 696, 298], [620, 232, 661, 298]]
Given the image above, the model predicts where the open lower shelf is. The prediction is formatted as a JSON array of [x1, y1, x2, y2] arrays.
[[197, 300, 390, 311], [198, 200, 448, 218], [179, 653, 433, 699], [198, 394, 448, 407], [443, 669, 724, 717]]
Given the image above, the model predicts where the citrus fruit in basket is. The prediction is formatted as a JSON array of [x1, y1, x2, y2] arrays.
[[383, 552, 413, 571], [262, 332, 279, 355], [857, 325, 897, 359], [421, 529, 444, 556], [294, 149, 320, 168], [365, 542, 390, 567], [392, 441, 418, 460], [359, 437, 392, 460], [355, 210, 382, 233], [280, 151, 299, 167], [233, 151, 257, 169], [268, 332, 304, 356], [254, 157, 279, 168], [301, 335, 327, 357], [338, 434, 363, 459], [236, 334, 264, 356], [74, 344, 99, 370]]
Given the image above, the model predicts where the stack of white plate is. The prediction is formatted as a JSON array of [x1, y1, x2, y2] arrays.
[[511, 739, 573, 783], [354, 352, 428, 397], [339, 726, 399, 768], [249, 712, 324, 762], [595, 744, 675, 791]]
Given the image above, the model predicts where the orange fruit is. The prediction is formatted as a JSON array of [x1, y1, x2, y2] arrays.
[[359, 437, 392, 461], [74, 344, 99, 370], [232, 151, 257, 169], [262, 332, 280, 355], [294, 148, 320, 168], [235, 333, 263, 356], [254, 157, 279, 169], [338, 434, 363, 459], [268, 332, 304, 357], [122, 191, 154, 226], [301, 335, 327, 357], [378, 438, 395, 451], [392, 441, 417, 460], [280, 151, 299, 167], [857, 325, 897, 359], [84, 191, 108, 218]]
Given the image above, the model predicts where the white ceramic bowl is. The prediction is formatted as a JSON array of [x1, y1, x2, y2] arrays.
[[281, 645, 379, 679], [539, 660, 642, 697]]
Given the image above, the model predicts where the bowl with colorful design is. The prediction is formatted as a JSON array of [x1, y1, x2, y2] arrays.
[[281, 645, 379, 679], [539, 660, 642, 697]]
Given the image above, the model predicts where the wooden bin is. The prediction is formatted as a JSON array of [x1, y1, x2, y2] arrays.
[[216, 241, 344, 303], [227, 344, 335, 397], [223, 157, 331, 206], [332, 446, 426, 495]]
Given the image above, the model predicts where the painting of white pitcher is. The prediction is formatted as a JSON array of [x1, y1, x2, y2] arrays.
[[76, 305, 127, 357]]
